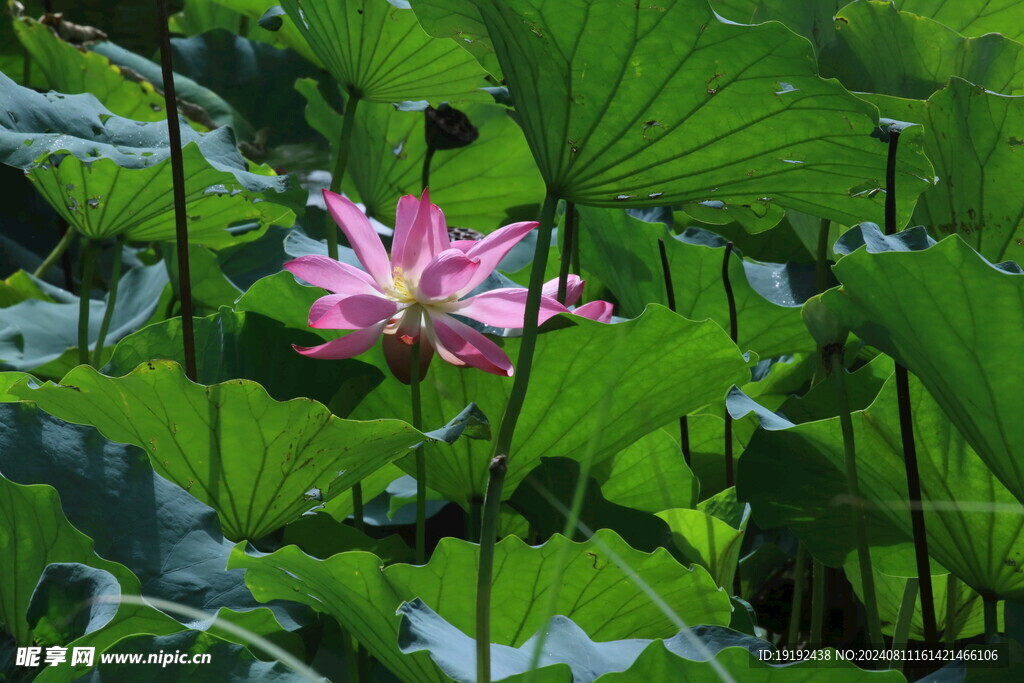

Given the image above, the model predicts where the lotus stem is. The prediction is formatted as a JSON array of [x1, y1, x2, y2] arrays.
[[810, 558, 826, 646], [813, 218, 832, 385], [475, 190, 559, 683], [787, 542, 807, 648], [351, 484, 364, 533], [890, 578, 918, 671], [421, 147, 435, 193], [326, 93, 360, 261], [410, 338, 426, 564], [830, 350, 883, 646], [77, 240, 99, 366], [556, 202, 577, 304], [722, 241, 738, 487], [883, 128, 937, 643], [92, 235, 125, 366], [34, 225, 76, 280], [658, 237, 691, 464], [156, 0, 197, 382], [983, 594, 998, 643], [944, 574, 958, 646]]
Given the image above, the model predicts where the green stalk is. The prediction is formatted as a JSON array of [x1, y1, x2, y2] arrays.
[[475, 190, 559, 683], [944, 574, 958, 646], [983, 595, 999, 643], [421, 147, 435, 193], [890, 578, 918, 672], [812, 219, 832, 386], [77, 240, 99, 366], [658, 237, 691, 464], [92, 235, 125, 366], [351, 485, 364, 533], [810, 559, 826, 646], [830, 351, 883, 646], [721, 242, 738, 487], [556, 202, 577, 304], [787, 543, 807, 648], [157, 0, 197, 381], [34, 226, 76, 279], [410, 339, 425, 564], [326, 94, 360, 261]]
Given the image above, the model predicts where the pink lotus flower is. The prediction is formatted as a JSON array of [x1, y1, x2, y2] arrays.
[[284, 190, 567, 383], [543, 275, 614, 323]]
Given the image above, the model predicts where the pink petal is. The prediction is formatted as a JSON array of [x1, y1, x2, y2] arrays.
[[449, 240, 476, 253], [392, 189, 449, 280], [456, 221, 538, 295], [542, 275, 584, 306], [292, 322, 385, 359], [382, 308, 433, 384], [449, 289, 567, 328], [418, 249, 481, 301], [323, 190, 393, 290], [429, 312, 514, 376], [309, 293, 400, 330], [574, 300, 614, 323], [285, 255, 381, 296]]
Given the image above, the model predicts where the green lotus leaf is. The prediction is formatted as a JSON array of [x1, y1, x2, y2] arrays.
[[0, 475, 179, 647], [845, 564, 993, 642], [11, 361, 425, 540], [352, 306, 749, 508], [0, 400, 307, 650], [229, 529, 732, 682], [27, 144, 293, 245], [658, 490, 749, 590], [819, 1, 1024, 100], [824, 234, 1024, 505], [414, 0, 932, 226], [280, 0, 486, 103], [13, 17, 168, 122], [0, 262, 168, 375], [105, 307, 382, 407], [591, 428, 698, 513], [896, 78, 1024, 263], [892, 0, 1024, 42], [578, 207, 815, 357], [296, 77, 544, 230], [739, 373, 1024, 600], [706, 0, 847, 55]]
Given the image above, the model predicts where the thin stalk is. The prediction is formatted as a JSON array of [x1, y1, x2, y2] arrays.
[[340, 628, 360, 683], [787, 543, 807, 648], [890, 578, 918, 672], [722, 242, 738, 487], [815, 218, 831, 293], [659, 238, 691, 464], [326, 94, 360, 261], [34, 226, 76, 279], [467, 495, 482, 543], [156, 0, 197, 381], [77, 240, 99, 366], [556, 202, 577, 304], [810, 559, 826, 646], [410, 339, 425, 564], [421, 147, 435, 193], [92, 236, 125, 365], [475, 190, 559, 683], [351, 484, 364, 533], [944, 574, 958, 646], [983, 595, 998, 643], [830, 351, 883, 646], [813, 219, 832, 385], [885, 129, 937, 644]]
